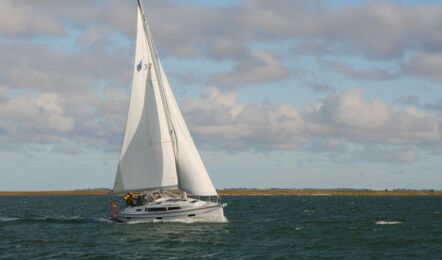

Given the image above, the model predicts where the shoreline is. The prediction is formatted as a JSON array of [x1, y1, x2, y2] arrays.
[[0, 189, 441, 197]]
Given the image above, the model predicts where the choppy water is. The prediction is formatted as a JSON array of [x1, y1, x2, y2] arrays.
[[1, 196, 441, 259]]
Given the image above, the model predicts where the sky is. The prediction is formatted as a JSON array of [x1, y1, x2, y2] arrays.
[[0, 0, 441, 191]]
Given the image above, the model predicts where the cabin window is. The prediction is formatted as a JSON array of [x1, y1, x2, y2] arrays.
[[147, 207, 167, 212], [167, 207, 181, 211]]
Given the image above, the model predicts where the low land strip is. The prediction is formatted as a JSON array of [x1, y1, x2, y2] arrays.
[[0, 189, 441, 196]]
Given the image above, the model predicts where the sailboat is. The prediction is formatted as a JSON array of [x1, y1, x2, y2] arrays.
[[110, 0, 226, 223]]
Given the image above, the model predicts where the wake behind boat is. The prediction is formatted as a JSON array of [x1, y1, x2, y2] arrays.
[[110, 0, 226, 223]]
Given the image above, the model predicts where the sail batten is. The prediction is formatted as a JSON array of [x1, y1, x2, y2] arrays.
[[114, 1, 218, 196]]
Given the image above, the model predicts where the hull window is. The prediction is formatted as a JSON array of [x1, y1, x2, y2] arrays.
[[148, 207, 167, 212]]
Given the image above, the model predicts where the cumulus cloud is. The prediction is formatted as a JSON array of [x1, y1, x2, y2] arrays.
[[184, 88, 441, 152], [305, 88, 441, 144], [2, 0, 442, 87], [183, 88, 304, 151], [0, 92, 74, 146], [144, 1, 442, 61], [1, 0, 441, 162], [213, 52, 290, 87]]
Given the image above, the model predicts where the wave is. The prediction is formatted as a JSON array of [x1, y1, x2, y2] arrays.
[[375, 220, 402, 225], [1, 214, 229, 225], [0, 215, 115, 224], [0, 217, 20, 222]]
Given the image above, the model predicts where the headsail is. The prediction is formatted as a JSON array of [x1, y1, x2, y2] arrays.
[[113, 3, 177, 193], [158, 62, 218, 196]]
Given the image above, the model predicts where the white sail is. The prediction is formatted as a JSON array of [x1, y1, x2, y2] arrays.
[[113, 4, 177, 193], [159, 62, 218, 196], [159, 63, 217, 196]]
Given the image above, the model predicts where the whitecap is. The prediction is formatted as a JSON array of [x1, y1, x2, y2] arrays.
[[0, 216, 19, 222], [57, 215, 81, 220], [375, 221, 402, 225], [38, 215, 81, 220], [95, 218, 114, 223], [126, 219, 155, 224]]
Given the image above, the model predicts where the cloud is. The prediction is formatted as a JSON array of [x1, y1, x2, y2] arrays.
[[184, 88, 304, 151], [0, 0, 441, 161], [402, 52, 442, 82], [0, 0, 65, 37], [305, 88, 440, 144], [424, 97, 442, 112], [51, 144, 81, 156], [307, 83, 335, 93], [2, 0, 442, 88], [0, 92, 74, 147], [351, 145, 420, 164], [144, 1, 442, 61], [184, 88, 441, 152], [212, 52, 290, 87], [324, 61, 398, 81], [3, 1, 442, 60], [0, 43, 131, 93], [397, 95, 420, 106]]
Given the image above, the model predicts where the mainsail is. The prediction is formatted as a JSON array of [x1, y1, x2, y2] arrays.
[[113, 1, 217, 196]]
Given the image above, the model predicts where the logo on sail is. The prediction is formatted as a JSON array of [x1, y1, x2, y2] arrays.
[[137, 60, 143, 72]]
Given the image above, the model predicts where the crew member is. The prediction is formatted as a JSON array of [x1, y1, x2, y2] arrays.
[[124, 192, 134, 206]]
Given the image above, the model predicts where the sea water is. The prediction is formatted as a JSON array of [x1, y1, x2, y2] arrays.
[[0, 196, 441, 258]]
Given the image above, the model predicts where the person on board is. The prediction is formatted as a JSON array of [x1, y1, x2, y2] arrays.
[[135, 194, 144, 206], [124, 192, 134, 206]]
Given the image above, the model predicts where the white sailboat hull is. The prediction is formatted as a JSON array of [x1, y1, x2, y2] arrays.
[[111, 199, 226, 223]]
